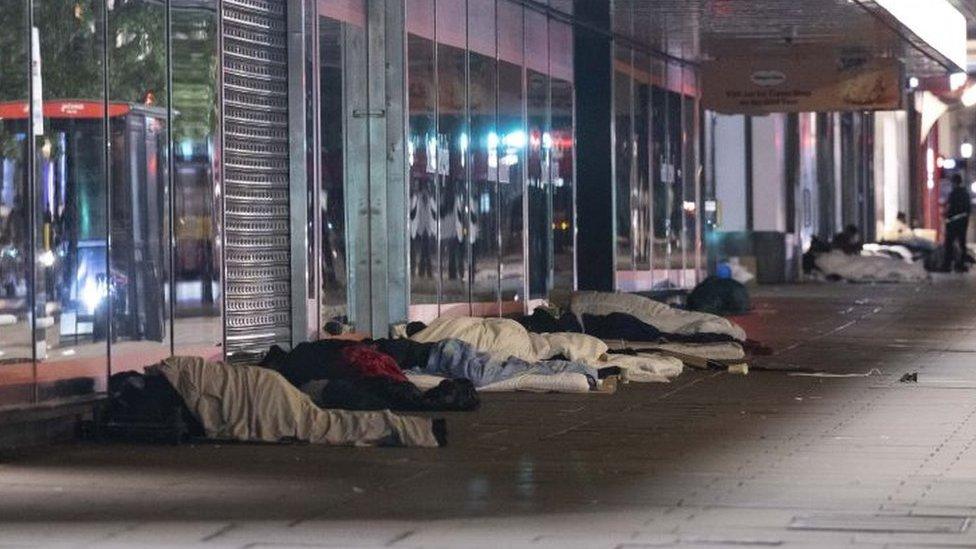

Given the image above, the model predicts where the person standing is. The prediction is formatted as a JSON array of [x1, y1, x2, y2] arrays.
[[943, 173, 972, 272]]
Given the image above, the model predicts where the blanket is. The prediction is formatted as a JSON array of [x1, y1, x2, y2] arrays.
[[814, 250, 927, 282], [571, 291, 747, 341], [406, 372, 594, 393], [155, 356, 440, 448], [412, 338, 598, 388]]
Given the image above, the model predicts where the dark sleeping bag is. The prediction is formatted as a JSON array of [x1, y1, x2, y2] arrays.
[[581, 312, 739, 344], [687, 276, 751, 316], [260, 340, 480, 412]]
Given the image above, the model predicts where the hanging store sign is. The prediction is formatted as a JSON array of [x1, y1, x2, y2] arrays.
[[701, 56, 903, 114]]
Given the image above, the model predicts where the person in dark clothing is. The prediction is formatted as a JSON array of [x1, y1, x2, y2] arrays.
[[943, 173, 972, 273], [831, 225, 863, 255]]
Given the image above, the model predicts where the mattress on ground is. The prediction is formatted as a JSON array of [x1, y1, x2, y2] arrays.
[[603, 339, 746, 361], [405, 372, 592, 393], [599, 353, 683, 383], [155, 356, 439, 448], [571, 291, 747, 341]]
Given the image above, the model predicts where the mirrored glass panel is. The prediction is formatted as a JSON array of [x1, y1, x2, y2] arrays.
[[0, 0, 34, 405], [497, 0, 524, 307], [108, 0, 171, 372], [526, 9, 549, 300], [549, 20, 574, 296], [468, 0, 499, 314], [407, 0, 438, 313], [171, 0, 221, 356], [32, 0, 108, 399]]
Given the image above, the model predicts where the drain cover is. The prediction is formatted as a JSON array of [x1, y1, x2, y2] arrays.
[[789, 514, 971, 534]]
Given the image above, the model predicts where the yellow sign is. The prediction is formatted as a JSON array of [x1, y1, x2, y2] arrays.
[[702, 56, 903, 114]]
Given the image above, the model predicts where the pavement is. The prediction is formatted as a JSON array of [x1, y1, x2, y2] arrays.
[[2, 278, 976, 547]]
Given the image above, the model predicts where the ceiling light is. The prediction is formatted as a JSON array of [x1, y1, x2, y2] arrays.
[[950, 72, 968, 90], [962, 85, 976, 107]]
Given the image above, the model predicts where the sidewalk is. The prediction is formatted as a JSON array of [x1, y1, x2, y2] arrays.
[[2, 278, 976, 547]]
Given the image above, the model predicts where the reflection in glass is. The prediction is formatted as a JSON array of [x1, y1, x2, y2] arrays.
[[407, 0, 438, 311], [108, 0, 171, 371], [651, 81, 670, 287], [468, 0, 499, 313], [634, 51, 651, 273], [682, 92, 699, 286], [667, 87, 684, 286], [318, 11, 353, 323], [0, 0, 34, 404], [549, 21, 574, 295], [613, 46, 633, 276], [436, 0, 469, 309], [526, 9, 549, 299], [497, 0, 524, 306], [171, 0, 221, 356], [32, 0, 108, 399]]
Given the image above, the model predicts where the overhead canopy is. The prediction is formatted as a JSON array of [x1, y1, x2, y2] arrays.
[[609, 0, 967, 76]]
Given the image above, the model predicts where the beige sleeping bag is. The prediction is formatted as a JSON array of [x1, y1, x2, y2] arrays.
[[155, 356, 439, 448]]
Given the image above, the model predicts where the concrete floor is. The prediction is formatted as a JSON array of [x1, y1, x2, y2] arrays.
[[3, 278, 976, 547]]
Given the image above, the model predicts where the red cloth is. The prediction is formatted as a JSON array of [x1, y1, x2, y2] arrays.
[[338, 345, 408, 383]]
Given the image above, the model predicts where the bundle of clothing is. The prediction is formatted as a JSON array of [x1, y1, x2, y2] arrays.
[[686, 276, 751, 316], [817, 250, 927, 282], [105, 356, 445, 448]]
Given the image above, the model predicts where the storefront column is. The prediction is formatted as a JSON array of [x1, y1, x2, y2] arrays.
[[573, 0, 614, 291]]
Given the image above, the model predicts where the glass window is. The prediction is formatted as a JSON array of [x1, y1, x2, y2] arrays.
[[0, 0, 34, 404], [667, 85, 684, 287], [468, 0, 499, 315], [526, 9, 549, 299], [496, 0, 524, 308], [318, 4, 363, 326], [549, 20, 574, 295], [171, 0, 221, 356], [613, 45, 633, 280], [406, 0, 438, 314], [108, 0, 172, 371], [634, 50, 652, 275], [682, 84, 700, 286], [651, 72, 670, 287], [33, 0, 108, 399], [436, 0, 469, 310]]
